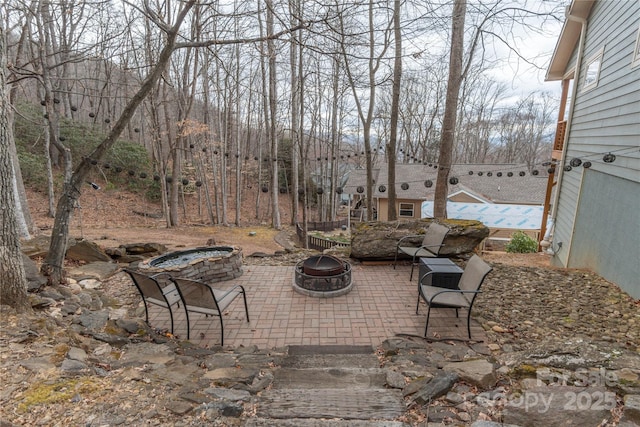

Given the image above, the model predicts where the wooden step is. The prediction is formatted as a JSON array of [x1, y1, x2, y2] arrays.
[[245, 418, 409, 427], [256, 388, 406, 420], [288, 345, 374, 355], [280, 353, 380, 369], [272, 367, 387, 390]]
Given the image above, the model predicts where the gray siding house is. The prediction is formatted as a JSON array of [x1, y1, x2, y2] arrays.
[[545, 0, 640, 298]]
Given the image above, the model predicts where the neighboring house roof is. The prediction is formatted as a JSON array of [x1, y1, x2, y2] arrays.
[[343, 163, 549, 205], [342, 168, 378, 196], [546, 0, 596, 81]]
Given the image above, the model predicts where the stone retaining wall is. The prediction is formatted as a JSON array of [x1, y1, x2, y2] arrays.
[[139, 247, 243, 283]]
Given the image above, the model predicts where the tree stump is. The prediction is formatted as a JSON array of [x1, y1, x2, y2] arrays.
[[350, 219, 489, 260]]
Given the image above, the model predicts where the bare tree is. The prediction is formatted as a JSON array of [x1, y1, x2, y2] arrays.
[[265, 0, 281, 229], [41, 1, 198, 283], [387, 0, 402, 221], [434, 0, 466, 219], [337, 0, 393, 221]]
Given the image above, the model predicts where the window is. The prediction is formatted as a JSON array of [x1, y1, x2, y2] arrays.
[[583, 48, 603, 91], [632, 25, 640, 68], [399, 203, 414, 218]]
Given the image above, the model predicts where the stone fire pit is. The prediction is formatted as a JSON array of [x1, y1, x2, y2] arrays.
[[293, 254, 353, 298], [139, 246, 243, 283]]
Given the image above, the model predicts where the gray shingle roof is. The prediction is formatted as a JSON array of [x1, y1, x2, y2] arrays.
[[343, 163, 549, 205]]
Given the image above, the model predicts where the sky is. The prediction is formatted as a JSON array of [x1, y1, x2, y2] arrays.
[[485, 2, 568, 102]]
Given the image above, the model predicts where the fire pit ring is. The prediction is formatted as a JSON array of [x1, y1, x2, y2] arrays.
[[294, 255, 353, 298], [302, 254, 345, 276]]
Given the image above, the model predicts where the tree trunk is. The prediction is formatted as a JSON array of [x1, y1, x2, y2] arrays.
[[387, 0, 402, 221], [289, 0, 300, 226], [266, 0, 281, 229], [434, 0, 466, 219], [0, 27, 30, 311]]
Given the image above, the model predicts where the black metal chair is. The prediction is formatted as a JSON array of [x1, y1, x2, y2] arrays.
[[394, 222, 450, 281], [170, 277, 250, 346], [125, 269, 181, 334], [416, 254, 492, 339]]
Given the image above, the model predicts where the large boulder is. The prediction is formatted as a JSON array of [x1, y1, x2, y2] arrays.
[[350, 219, 489, 260], [21, 234, 52, 259], [22, 254, 47, 292], [66, 238, 112, 262]]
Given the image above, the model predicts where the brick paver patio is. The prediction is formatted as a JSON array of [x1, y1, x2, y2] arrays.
[[148, 263, 485, 348]]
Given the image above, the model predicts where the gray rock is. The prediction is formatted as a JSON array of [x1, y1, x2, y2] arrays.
[[61, 302, 80, 315], [79, 278, 101, 289], [179, 392, 211, 404], [29, 295, 55, 309], [120, 242, 167, 256], [0, 418, 22, 427], [445, 391, 465, 405], [22, 254, 47, 291], [402, 376, 432, 397], [427, 406, 457, 423], [67, 261, 119, 281], [204, 354, 238, 369], [164, 400, 193, 415], [91, 333, 129, 347], [66, 238, 111, 263], [471, 422, 522, 427], [39, 288, 65, 301], [204, 387, 252, 402], [148, 363, 200, 384], [620, 395, 640, 425], [20, 235, 52, 259], [386, 370, 407, 389], [75, 292, 93, 308], [200, 401, 244, 418], [60, 358, 88, 373], [249, 372, 274, 394], [220, 401, 244, 417], [116, 318, 145, 334], [119, 343, 175, 365], [67, 347, 88, 362], [19, 357, 56, 372], [203, 367, 259, 385], [411, 371, 459, 405], [444, 359, 497, 389], [76, 310, 109, 330]]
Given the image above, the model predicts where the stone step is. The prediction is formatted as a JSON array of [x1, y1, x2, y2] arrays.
[[245, 418, 410, 427], [272, 367, 387, 389], [255, 388, 406, 420]]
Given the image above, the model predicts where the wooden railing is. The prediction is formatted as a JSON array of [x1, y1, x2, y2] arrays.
[[296, 222, 351, 252], [306, 219, 348, 232], [552, 120, 567, 159]]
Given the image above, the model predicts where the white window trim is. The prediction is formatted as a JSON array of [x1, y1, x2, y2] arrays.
[[632, 24, 640, 68], [582, 47, 604, 92], [398, 202, 414, 218]]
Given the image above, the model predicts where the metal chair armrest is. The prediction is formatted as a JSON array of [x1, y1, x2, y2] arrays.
[[425, 287, 482, 304], [396, 234, 424, 248], [214, 284, 246, 300]]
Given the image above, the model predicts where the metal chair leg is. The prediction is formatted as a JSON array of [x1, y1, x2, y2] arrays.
[[424, 305, 432, 337]]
